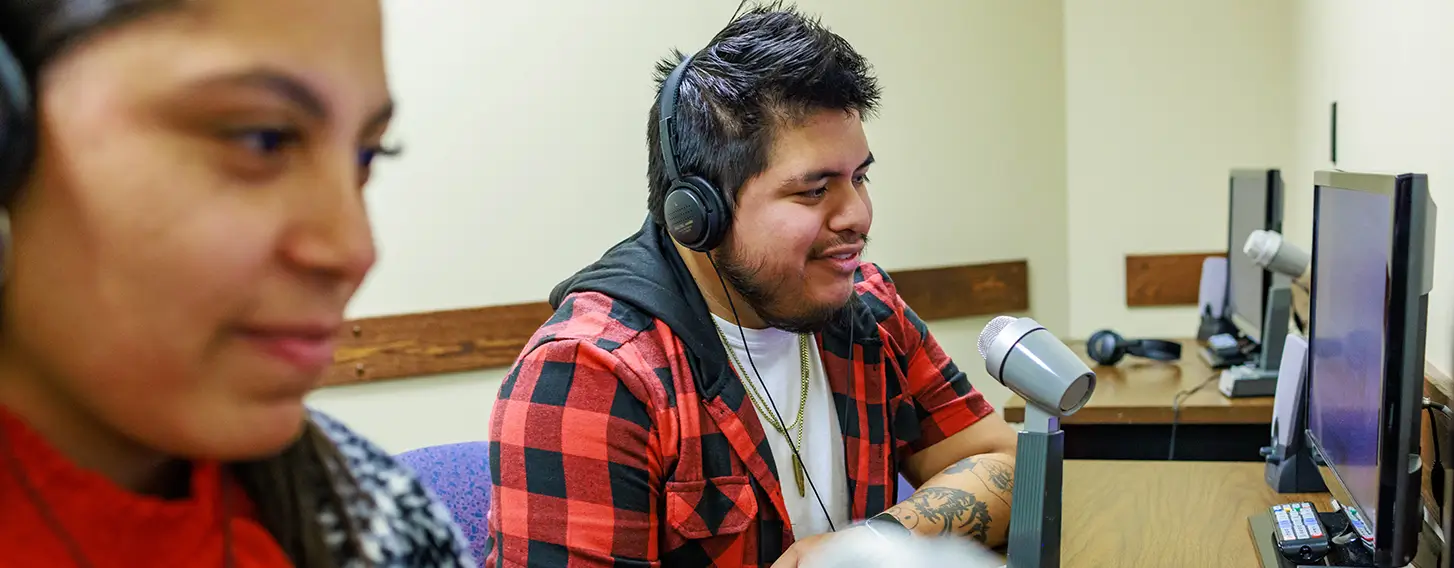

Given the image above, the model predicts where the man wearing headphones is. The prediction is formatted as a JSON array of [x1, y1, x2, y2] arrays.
[[486, 5, 1017, 567]]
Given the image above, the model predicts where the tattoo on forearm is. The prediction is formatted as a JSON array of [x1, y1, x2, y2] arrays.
[[894, 487, 992, 542], [942, 456, 1015, 505], [942, 458, 977, 475], [975, 458, 1014, 494]]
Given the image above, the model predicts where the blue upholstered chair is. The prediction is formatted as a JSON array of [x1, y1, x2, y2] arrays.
[[395, 442, 492, 563]]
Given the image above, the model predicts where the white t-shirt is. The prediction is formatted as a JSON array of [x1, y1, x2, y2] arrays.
[[712, 314, 850, 539]]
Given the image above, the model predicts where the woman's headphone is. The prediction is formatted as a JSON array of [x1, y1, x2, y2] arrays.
[[657, 52, 731, 252], [0, 37, 28, 285], [1086, 329, 1184, 366], [0, 36, 32, 198]]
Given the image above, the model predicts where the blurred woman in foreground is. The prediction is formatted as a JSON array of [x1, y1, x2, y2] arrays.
[[0, 0, 473, 566]]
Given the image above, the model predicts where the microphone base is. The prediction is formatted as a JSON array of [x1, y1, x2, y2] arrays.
[[1007, 427, 1065, 568], [1218, 365, 1280, 398], [1200, 343, 1251, 370]]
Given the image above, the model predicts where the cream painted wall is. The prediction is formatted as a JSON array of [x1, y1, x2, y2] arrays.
[[1062, 0, 1296, 338], [307, 1, 1069, 453], [1285, 0, 1454, 375]]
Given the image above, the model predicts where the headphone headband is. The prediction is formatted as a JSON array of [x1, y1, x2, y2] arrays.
[[1087, 329, 1183, 366], [1126, 338, 1183, 361], [658, 52, 695, 183], [0, 36, 33, 198]]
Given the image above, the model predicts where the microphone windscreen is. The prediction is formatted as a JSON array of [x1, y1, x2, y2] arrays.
[[1244, 229, 1282, 268], [979, 317, 1096, 415], [1245, 229, 1311, 278], [978, 315, 1016, 360]]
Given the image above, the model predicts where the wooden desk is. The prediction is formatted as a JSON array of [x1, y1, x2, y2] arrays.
[[1004, 339, 1273, 424], [1003, 339, 1276, 461], [1062, 460, 1325, 567]]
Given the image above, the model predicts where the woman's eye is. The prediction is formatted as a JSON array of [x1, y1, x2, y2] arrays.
[[358, 144, 403, 168], [853, 174, 871, 185], [233, 128, 301, 155], [802, 187, 828, 199]]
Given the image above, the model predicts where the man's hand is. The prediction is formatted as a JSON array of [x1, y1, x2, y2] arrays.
[[770, 526, 874, 568], [772, 525, 1003, 568]]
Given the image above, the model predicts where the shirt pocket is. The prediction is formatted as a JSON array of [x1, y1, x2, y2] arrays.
[[664, 476, 759, 539]]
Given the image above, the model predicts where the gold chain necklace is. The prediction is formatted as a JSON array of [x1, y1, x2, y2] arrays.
[[712, 320, 812, 497]]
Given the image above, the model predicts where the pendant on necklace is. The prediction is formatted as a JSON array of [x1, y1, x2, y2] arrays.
[[792, 454, 806, 498]]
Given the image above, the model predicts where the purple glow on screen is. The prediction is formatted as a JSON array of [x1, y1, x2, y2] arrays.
[[1308, 185, 1390, 533]]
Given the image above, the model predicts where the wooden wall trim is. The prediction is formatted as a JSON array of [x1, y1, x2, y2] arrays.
[[1125, 252, 1225, 307], [326, 259, 1030, 386], [1426, 361, 1453, 402], [891, 260, 1029, 321], [325, 302, 555, 387]]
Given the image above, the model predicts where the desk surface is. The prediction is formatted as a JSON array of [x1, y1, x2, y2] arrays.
[[1003, 339, 1274, 425], [1062, 460, 1325, 567]]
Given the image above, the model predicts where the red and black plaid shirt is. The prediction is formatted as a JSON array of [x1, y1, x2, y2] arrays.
[[485, 222, 994, 567]]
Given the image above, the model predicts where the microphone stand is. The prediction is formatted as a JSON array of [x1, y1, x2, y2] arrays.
[[1007, 402, 1064, 568]]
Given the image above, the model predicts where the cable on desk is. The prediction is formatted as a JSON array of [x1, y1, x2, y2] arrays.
[[1424, 398, 1452, 506], [1425, 398, 1454, 420], [1330, 528, 1358, 546], [1167, 373, 1221, 460]]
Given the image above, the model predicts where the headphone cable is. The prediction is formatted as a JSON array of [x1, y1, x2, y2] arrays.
[[1168, 373, 1219, 460], [708, 254, 837, 533]]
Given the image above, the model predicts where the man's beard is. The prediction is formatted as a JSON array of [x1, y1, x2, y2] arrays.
[[711, 235, 866, 334]]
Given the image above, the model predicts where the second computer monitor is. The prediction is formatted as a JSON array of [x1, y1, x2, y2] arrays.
[[1305, 170, 1433, 567], [1226, 168, 1285, 344]]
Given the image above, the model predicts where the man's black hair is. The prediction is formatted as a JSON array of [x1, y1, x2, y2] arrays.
[[645, 1, 881, 227]]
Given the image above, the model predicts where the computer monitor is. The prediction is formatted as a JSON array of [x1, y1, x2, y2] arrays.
[[1226, 168, 1285, 344], [1305, 170, 1435, 567]]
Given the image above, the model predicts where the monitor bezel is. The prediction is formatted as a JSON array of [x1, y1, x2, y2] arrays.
[[1305, 169, 1430, 567], [1225, 168, 1285, 344]]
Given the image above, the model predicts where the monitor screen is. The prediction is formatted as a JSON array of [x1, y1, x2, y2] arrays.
[[1307, 185, 1391, 537], [1227, 173, 1270, 340]]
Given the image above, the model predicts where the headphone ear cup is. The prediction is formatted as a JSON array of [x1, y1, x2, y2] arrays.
[[1086, 329, 1126, 366], [0, 39, 34, 199], [663, 176, 729, 252]]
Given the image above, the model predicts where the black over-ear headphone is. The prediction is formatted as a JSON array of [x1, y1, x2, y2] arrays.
[[1086, 329, 1183, 366], [0, 36, 34, 197], [658, 52, 731, 252]]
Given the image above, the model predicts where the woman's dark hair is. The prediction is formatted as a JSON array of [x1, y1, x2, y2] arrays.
[[0, 2, 370, 566]]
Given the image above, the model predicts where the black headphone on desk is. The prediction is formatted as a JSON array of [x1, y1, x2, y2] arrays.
[[0, 36, 34, 199], [1086, 329, 1183, 366], [658, 52, 731, 253]]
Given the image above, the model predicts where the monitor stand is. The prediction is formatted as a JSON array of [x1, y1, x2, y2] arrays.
[[1248, 510, 1375, 567], [1220, 284, 1293, 398]]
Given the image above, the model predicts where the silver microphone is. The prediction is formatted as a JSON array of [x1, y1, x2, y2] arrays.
[[978, 316, 1095, 417], [1243, 229, 1310, 280], [980, 316, 1091, 568]]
